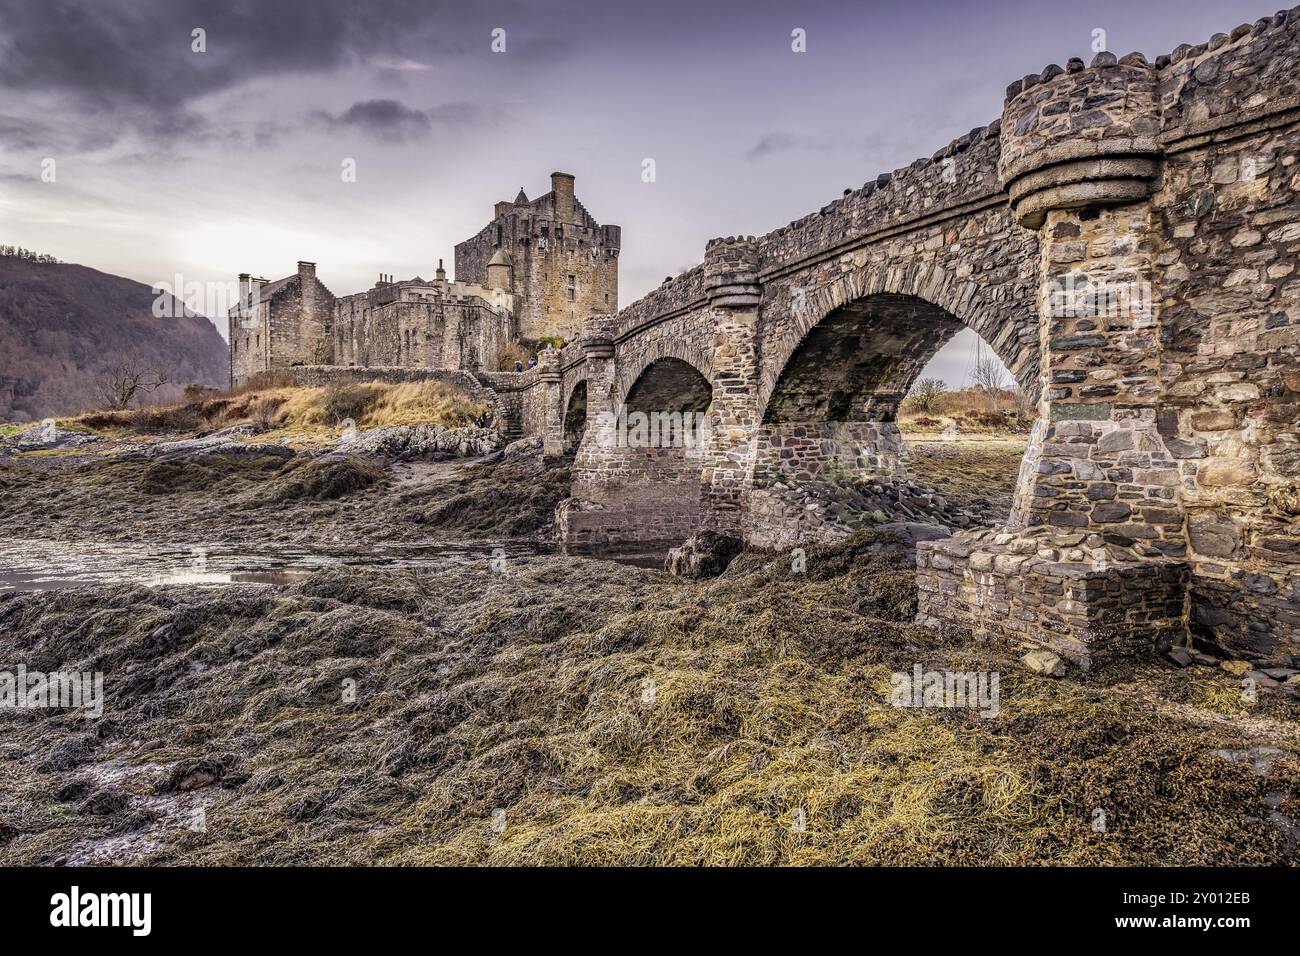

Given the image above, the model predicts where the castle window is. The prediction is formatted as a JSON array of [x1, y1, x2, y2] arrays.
[[566, 288, 574, 301], [567, 274, 575, 287]]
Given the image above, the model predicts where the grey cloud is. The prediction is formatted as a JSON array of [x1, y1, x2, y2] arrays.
[[0, 0, 459, 138], [0, 113, 119, 155], [317, 99, 432, 141], [745, 132, 879, 161], [312, 99, 488, 141]]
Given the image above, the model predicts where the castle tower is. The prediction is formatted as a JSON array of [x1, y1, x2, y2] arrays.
[[453, 171, 620, 342]]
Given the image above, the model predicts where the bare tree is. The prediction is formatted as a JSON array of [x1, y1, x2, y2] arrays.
[[970, 354, 1011, 412], [1009, 384, 1035, 419], [97, 358, 170, 410], [909, 377, 947, 414]]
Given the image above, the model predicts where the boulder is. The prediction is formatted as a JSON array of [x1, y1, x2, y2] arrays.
[[2, 422, 97, 453], [1022, 649, 1068, 677]]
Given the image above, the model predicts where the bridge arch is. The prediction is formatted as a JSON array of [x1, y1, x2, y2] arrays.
[[613, 338, 713, 412], [744, 280, 1036, 547], [562, 378, 589, 454], [564, 355, 715, 546], [757, 262, 1038, 422]]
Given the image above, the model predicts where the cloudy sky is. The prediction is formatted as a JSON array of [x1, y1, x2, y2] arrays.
[[0, 0, 1271, 385]]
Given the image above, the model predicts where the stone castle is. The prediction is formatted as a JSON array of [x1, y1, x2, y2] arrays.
[[227, 171, 619, 387]]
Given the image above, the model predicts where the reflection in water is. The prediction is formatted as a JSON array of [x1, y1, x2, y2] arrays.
[[0, 539, 546, 593]]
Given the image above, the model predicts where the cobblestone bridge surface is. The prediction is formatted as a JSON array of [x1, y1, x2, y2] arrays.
[[493, 13, 1300, 664]]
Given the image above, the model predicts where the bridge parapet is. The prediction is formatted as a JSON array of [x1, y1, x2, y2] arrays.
[[611, 267, 707, 341], [703, 236, 762, 308], [1000, 54, 1161, 229], [755, 124, 1004, 277], [1158, 13, 1300, 135]]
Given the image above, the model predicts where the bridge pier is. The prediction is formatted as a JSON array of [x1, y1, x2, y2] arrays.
[[745, 420, 907, 548], [917, 56, 1190, 666], [699, 238, 763, 534], [535, 347, 565, 458]]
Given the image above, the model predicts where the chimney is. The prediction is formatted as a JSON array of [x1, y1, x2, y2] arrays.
[[551, 171, 575, 223], [238, 273, 250, 305], [435, 258, 446, 282], [298, 260, 316, 280]]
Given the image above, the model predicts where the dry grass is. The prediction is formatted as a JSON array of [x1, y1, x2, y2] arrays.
[[495, 342, 532, 372], [65, 380, 490, 441], [900, 386, 1032, 436]]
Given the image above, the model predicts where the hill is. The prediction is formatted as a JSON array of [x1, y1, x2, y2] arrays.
[[0, 253, 228, 421]]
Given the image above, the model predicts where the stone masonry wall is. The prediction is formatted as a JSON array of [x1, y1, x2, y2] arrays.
[[268, 273, 334, 370], [917, 529, 1190, 668], [1153, 23, 1300, 651]]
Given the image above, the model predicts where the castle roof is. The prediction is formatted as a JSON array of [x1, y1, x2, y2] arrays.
[[488, 248, 511, 266], [255, 275, 296, 299], [514, 187, 528, 204]]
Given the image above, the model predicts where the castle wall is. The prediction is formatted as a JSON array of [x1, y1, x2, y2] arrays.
[[268, 274, 334, 369], [228, 295, 271, 388], [332, 282, 512, 373]]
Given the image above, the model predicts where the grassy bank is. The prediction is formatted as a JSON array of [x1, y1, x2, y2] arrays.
[[59, 379, 491, 443]]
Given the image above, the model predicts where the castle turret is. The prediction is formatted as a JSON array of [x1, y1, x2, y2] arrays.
[[551, 172, 575, 222], [486, 248, 511, 291]]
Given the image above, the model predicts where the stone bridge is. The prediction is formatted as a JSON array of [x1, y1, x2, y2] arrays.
[[491, 12, 1300, 664]]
